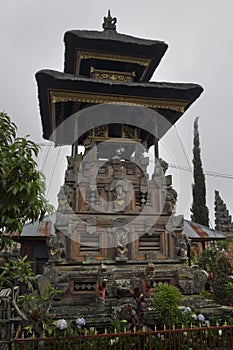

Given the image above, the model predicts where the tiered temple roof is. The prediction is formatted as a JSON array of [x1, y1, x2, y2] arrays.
[[36, 12, 203, 145]]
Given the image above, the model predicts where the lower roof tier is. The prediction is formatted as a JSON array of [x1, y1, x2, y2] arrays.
[[35, 69, 203, 146]]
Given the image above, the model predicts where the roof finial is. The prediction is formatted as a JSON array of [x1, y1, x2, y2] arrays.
[[102, 10, 117, 31]]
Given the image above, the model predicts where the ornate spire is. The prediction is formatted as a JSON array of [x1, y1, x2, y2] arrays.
[[102, 10, 117, 31], [215, 190, 233, 233]]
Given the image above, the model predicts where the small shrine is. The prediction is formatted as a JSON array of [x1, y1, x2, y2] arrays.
[[36, 12, 204, 325]]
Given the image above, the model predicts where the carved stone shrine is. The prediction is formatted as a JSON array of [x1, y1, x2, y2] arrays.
[[36, 12, 204, 326]]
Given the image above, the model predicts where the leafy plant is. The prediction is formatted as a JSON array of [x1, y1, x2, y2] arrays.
[[0, 255, 34, 290], [152, 283, 182, 329], [0, 112, 53, 249], [19, 284, 63, 337], [196, 244, 221, 272], [212, 253, 233, 305]]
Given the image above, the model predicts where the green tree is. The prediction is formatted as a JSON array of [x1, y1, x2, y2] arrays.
[[191, 117, 209, 226], [0, 112, 52, 249]]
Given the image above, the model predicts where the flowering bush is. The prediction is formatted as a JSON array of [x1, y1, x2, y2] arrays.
[[197, 313, 205, 322], [56, 319, 67, 331], [76, 317, 86, 328], [183, 307, 191, 313]]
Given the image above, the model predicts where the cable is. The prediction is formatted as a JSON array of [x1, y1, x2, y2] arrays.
[[40, 144, 53, 172], [173, 124, 193, 174], [169, 163, 233, 180], [47, 146, 61, 196], [37, 142, 54, 146], [167, 123, 222, 230]]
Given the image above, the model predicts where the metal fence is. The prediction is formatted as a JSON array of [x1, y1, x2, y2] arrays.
[[13, 325, 233, 350]]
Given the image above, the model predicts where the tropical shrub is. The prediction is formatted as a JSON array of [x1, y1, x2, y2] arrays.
[[152, 283, 183, 329]]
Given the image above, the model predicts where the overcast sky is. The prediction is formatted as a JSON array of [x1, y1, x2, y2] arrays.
[[1, 0, 233, 227]]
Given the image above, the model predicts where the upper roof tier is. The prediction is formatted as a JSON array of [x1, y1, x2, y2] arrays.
[[64, 11, 168, 82]]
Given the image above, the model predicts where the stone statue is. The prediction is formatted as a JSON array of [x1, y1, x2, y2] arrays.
[[116, 228, 128, 260], [164, 187, 177, 215], [63, 184, 74, 208], [96, 279, 107, 301], [83, 137, 97, 161], [102, 10, 117, 31], [47, 232, 66, 263], [114, 185, 126, 211], [193, 270, 208, 293], [176, 232, 189, 261], [57, 186, 71, 211], [141, 278, 154, 298]]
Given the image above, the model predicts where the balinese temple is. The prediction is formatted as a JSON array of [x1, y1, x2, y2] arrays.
[[35, 12, 206, 325]]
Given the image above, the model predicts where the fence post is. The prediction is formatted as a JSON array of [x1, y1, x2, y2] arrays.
[[148, 331, 152, 350]]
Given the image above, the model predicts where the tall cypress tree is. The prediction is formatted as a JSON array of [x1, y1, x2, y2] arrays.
[[191, 117, 209, 226]]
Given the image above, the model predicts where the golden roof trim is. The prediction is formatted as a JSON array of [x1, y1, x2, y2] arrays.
[[50, 90, 188, 113], [75, 50, 151, 75]]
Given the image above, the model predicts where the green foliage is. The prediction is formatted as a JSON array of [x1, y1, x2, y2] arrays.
[[196, 244, 221, 272], [152, 283, 182, 329], [218, 237, 233, 252], [0, 253, 62, 337], [0, 255, 34, 290], [109, 319, 128, 333], [19, 284, 63, 336], [200, 290, 212, 299], [212, 253, 233, 305], [196, 243, 233, 305], [191, 117, 209, 226], [0, 112, 53, 248]]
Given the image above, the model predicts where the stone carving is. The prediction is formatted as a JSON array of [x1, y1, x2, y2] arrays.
[[57, 186, 71, 212], [43, 264, 58, 284], [64, 184, 75, 208], [114, 184, 126, 211], [96, 278, 107, 301], [57, 184, 75, 212], [145, 252, 157, 261], [36, 275, 51, 297], [176, 232, 190, 261], [140, 278, 154, 298], [192, 269, 208, 293], [65, 154, 83, 182], [116, 228, 128, 261], [111, 157, 126, 178], [215, 190, 233, 232], [177, 266, 208, 295], [176, 267, 194, 295], [86, 216, 96, 235], [115, 279, 132, 297], [134, 141, 149, 172], [102, 10, 117, 31], [93, 125, 107, 138], [107, 165, 114, 177], [108, 178, 132, 212], [163, 187, 177, 215], [85, 252, 96, 262], [123, 125, 136, 139], [83, 138, 97, 161], [47, 232, 66, 263], [152, 158, 167, 190], [159, 158, 168, 174]]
